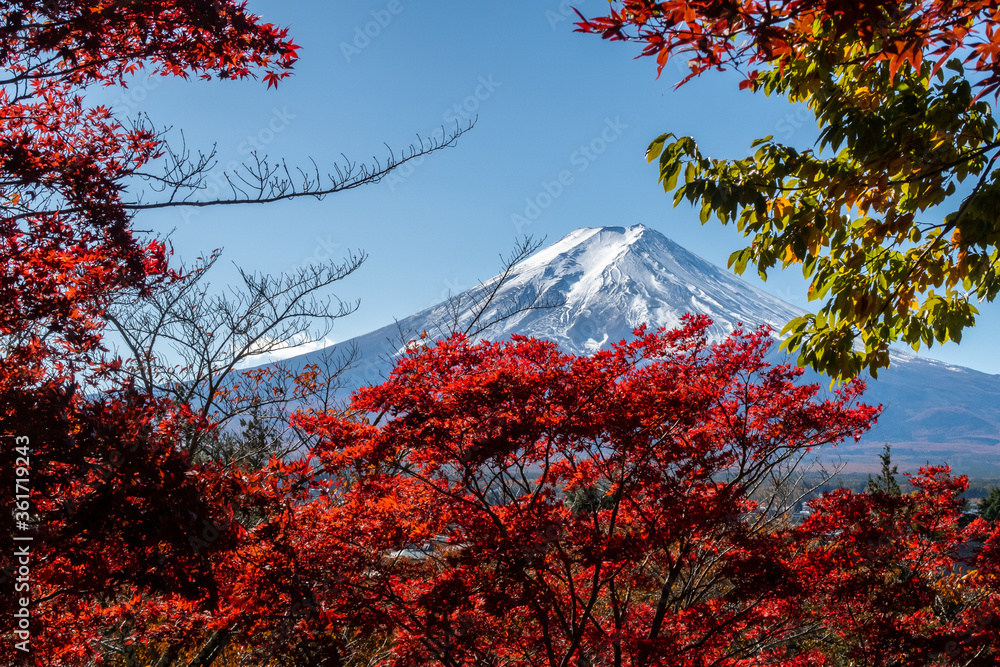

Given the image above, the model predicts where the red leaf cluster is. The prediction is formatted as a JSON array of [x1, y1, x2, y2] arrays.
[[0, 2, 300, 664], [575, 1, 1000, 93]]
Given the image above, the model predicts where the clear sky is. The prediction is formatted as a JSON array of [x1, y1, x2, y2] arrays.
[[95, 0, 1000, 375]]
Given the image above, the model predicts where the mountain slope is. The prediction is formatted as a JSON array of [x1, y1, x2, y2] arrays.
[[285, 225, 1000, 475], [436, 225, 805, 354]]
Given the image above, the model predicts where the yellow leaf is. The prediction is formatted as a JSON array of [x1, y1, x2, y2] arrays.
[[771, 196, 793, 218]]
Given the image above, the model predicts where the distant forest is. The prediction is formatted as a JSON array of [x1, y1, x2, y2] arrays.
[[800, 472, 1000, 504]]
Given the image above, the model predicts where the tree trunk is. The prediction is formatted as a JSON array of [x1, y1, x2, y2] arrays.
[[182, 629, 231, 667]]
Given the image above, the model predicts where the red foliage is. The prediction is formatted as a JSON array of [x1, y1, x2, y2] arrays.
[[282, 317, 884, 666], [18, 316, 999, 666], [270, 318, 992, 666], [0, 2, 299, 664], [0, 1, 298, 357], [575, 1, 1000, 94]]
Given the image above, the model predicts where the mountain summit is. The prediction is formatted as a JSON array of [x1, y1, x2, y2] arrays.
[[286, 225, 1000, 475], [440, 225, 802, 354]]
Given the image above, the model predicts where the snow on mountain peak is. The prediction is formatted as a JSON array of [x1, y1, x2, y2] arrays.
[[420, 224, 806, 356]]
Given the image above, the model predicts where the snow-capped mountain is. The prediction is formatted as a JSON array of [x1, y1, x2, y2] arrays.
[[422, 225, 805, 354], [284, 225, 1000, 475]]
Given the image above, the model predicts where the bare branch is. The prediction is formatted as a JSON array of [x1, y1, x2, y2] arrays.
[[102, 248, 366, 459]]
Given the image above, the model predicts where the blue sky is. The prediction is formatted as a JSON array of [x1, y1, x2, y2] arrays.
[[97, 0, 1000, 375]]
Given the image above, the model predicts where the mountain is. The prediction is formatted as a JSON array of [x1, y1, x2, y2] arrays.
[[428, 225, 803, 354], [283, 225, 1000, 476]]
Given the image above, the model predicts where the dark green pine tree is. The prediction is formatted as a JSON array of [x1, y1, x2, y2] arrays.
[[566, 481, 616, 515], [980, 486, 1000, 523], [867, 444, 901, 496]]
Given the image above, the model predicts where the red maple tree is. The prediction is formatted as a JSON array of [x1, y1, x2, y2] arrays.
[[283, 317, 881, 666], [270, 318, 994, 666], [0, 2, 301, 664], [1, 3, 473, 664]]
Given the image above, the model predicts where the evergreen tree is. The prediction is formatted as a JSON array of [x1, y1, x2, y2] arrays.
[[867, 444, 901, 496], [980, 486, 1000, 523]]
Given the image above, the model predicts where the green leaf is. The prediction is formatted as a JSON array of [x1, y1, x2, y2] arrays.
[[685, 162, 696, 184], [646, 134, 670, 163], [662, 162, 681, 192], [728, 249, 749, 274], [699, 201, 713, 224]]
